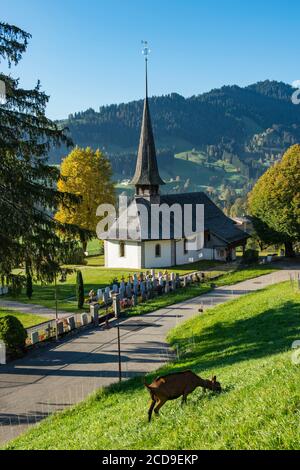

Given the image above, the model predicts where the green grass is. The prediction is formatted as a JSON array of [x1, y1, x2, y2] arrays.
[[6, 281, 300, 450], [212, 265, 278, 286], [0, 309, 50, 328]]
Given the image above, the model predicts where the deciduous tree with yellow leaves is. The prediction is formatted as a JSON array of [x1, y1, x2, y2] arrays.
[[248, 144, 300, 257], [55, 147, 115, 252]]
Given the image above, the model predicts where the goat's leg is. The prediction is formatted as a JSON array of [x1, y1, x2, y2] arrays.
[[148, 399, 156, 422], [154, 398, 166, 417], [181, 393, 188, 406]]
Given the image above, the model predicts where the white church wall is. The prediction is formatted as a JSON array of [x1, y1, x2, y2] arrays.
[[144, 240, 172, 268], [105, 240, 142, 269]]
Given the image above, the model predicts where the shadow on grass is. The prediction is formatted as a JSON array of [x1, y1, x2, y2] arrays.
[[170, 299, 300, 372]]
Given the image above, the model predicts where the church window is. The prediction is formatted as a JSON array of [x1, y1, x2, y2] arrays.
[[155, 244, 161, 257], [119, 241, 125, 258]]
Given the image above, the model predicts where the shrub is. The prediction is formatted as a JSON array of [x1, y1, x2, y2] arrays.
[[243, 249, 259, 264], [76, 270, 84, 309], [0, 315, 27, 356]]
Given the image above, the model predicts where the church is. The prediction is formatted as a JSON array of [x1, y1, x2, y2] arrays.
[[104, 54, 248, 269]]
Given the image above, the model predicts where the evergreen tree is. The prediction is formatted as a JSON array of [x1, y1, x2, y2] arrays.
[[26, 272, 33, 299], [0, 22, 84, 280], [76, 270, 84, 309]]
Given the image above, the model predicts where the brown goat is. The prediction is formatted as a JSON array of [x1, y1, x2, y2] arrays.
[[144, 370, 221, 422]]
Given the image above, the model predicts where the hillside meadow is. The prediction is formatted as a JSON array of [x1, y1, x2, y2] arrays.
[[6, 281, 300, 450]]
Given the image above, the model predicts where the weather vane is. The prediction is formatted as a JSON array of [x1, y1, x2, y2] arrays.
[[141, 40, 151, 60]]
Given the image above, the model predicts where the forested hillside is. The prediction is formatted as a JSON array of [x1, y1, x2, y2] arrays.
[[51, 80, 300, 213]]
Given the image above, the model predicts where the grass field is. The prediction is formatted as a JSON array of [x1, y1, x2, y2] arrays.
[[6, 280, 300, 450], [0, 309, 49, 328]]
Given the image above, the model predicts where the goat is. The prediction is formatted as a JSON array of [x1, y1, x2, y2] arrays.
[[144, 370, 221, 422]]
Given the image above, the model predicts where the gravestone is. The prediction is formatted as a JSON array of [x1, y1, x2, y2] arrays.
[[97, 289, 103, 301], [81, 313, 89, 326], [113, 294, 121, 318], [133, 279, 139, 295], [93, 311, 99, 327], [90, 303, 100, 315], [140, 281, 146, 301], [31, 331, 39, 345], [170, 272, 176, 290], [126, 282, 132, 298], [57, 321, 64, 336], [119, 286, 125, 301], [0, 341, 6, 365], [103, 291, 109, 305], [67, 316, 76, 331]]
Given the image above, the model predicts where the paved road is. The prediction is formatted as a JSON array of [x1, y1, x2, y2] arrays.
[[0, 267, 299, 446], [0, 300, 71, 319]]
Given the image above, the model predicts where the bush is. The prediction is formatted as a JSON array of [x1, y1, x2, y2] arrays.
[[243, 249, 259, 264], [0, 315, 27, 356], [76, 270, 84, 309]]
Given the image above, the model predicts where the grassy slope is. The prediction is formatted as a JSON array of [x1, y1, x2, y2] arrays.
[[6, 280, 300, 450], [0, 309, 50, 328]]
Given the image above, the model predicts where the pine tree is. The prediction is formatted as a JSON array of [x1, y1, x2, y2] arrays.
[[0, 22, 85, 280], [76, 270, 84, 309], [26, 272, 33, 299]]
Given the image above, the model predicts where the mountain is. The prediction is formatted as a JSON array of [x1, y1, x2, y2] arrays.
[[51, 80, 300, 201]]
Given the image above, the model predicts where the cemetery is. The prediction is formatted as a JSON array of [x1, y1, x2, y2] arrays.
[[23, 269, 212, 349]]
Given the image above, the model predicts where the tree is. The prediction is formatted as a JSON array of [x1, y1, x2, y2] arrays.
[[26, 272, 33, 299], [55, 147, 115, 251], [76, 270, 84, 309], [0, 22, 83, 279], [248, 144, 300, 257]]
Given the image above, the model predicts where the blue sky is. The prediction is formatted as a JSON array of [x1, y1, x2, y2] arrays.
[[1, 0, 299, 119]]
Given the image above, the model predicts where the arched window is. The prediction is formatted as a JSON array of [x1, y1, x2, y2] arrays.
[[155, 244, 161, 258], [119, 241, 125, 258]]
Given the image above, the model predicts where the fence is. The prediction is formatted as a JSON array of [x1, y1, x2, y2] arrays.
[[24, 270, 215, 347], [25, 309, 114, 347]]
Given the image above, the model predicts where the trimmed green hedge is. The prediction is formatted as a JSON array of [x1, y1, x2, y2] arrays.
[[0, 315, 27, 356]]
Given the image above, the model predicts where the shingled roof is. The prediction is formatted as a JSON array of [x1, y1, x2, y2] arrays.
[[109, 192, 249, 244]]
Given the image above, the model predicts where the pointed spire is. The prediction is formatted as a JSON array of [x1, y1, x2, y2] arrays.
[[131, 42, 165, 191]]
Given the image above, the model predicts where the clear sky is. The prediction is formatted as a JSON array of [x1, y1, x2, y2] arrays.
[[1, 0, 299, 119]]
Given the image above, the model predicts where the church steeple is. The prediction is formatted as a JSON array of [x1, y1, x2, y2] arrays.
[[131, 41, 165, 201]]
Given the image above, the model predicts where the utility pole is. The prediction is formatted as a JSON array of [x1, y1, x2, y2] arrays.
[[54, 274, 58, 341], [117, 324, 122, 382]]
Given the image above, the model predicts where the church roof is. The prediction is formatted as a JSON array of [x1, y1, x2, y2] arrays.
[[160, 192, 249, 244], [130, 61, 165, 187], [109, 192, 249, 245]]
